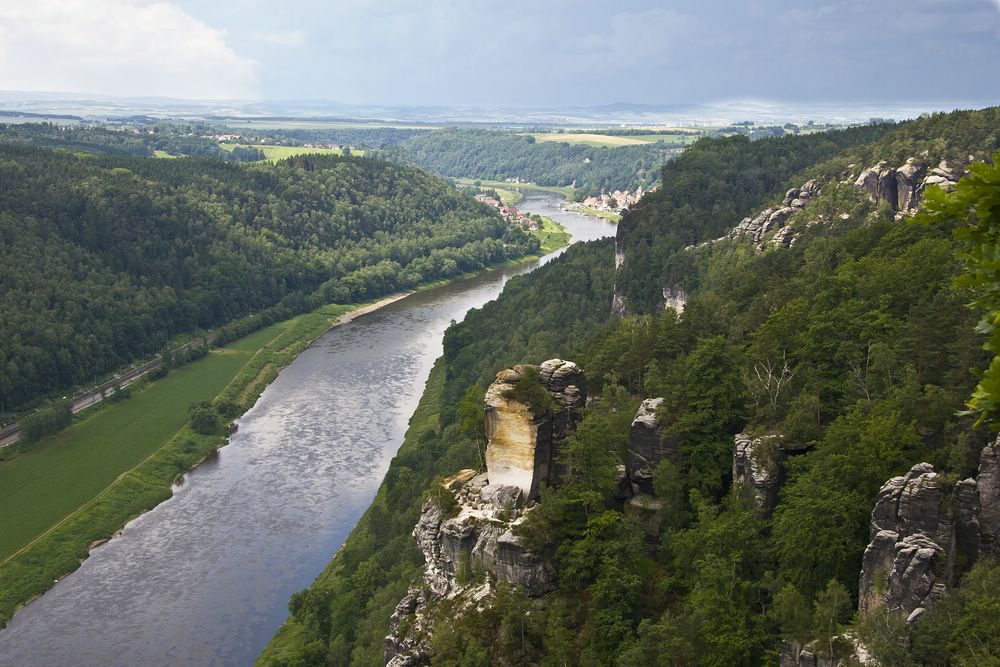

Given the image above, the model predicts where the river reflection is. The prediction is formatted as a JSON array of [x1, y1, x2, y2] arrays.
[[0, 195, 614, 666]]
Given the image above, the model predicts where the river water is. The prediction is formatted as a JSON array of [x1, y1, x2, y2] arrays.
[[0, 195, 614, 666]]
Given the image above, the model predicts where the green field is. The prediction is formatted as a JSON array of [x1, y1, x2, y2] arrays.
[[535, 215, 572, 252], [0, 304, 352, 626], [454, 177, 575, 201], [578, 206, 622, 222], [218, 143, 361, 161], [0, 349, 250, 560]]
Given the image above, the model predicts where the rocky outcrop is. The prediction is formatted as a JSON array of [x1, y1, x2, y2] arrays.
[[728, 179, 819, 250], [854, 157, 960, 216], [858, 458, 994, 618], [779, 640, 839, 667], [978, 439, 1000, 555], [855, 160, 898, 209], [627, 398, 673, 495], [484, 359, 586, 500], [611, 223, 628, 318], [732, 433, 784, 511], [662, 284, 687, 313], [386, 469, 558, 665]]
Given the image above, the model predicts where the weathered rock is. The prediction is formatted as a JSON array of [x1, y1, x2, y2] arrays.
[[484, 360, 586, 500], [855, 160, 899, 209], [895, 158, 926, 211], [611, 225, 628, 318], [627, 398, 674, 494], [480, 484, 523, 511], [859, 462, 984, 616], [978, 438, 1000, 555], [922, 160, 959, 194], [662, 283, 687, 313], [732, 432, 784, 511], [624, 494, 665, 538], [385, 589, 429, 666]]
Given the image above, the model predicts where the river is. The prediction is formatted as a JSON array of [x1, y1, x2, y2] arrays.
[[0, 195, 615, 666]]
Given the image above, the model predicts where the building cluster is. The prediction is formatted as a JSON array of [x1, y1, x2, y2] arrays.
[[475, 194, 540, 231]]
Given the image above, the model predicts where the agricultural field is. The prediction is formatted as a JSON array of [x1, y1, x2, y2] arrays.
[[526, 131, 701, 148], [454, 177, 576, 201], [218, 143, 360, 161]]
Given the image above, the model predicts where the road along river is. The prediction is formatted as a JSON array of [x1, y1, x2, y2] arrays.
[[0, 195, 615, 666]]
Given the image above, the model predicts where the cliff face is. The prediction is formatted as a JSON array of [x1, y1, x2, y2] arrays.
[[385, 360, 586, 666], [857, 440, 999, 621], [484, 359, 586, 501]]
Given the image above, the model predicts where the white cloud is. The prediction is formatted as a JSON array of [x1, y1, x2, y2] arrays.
[[0, 0, 257, 99]]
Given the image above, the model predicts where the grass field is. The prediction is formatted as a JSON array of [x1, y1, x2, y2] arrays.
[[218, 143, 362, 161], [454, 177, 575, 202], [535, 215, 572, 253], [578, 206, 622, 222], [0, 234, 571, 628], [0, 304, 352, 627]]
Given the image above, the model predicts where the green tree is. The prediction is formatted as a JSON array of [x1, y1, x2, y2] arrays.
[[916, 149, 1000, 425]]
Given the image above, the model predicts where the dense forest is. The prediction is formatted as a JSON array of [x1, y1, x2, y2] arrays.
[[383, 129, 676, 195], [0, 144, 538, 411], [0, 123, 266, 161], [263, 107, 1000, 666]]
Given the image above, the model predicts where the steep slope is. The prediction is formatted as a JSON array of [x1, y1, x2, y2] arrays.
[[261, 107, 1000, 666], [0, 147, 537, 410]]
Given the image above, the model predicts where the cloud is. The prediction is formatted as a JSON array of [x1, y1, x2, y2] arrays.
[[248, 30, 305, 48], [0, 0, 257, 99]]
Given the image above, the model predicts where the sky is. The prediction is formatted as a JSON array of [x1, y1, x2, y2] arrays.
[[0, 0, 999, 107]]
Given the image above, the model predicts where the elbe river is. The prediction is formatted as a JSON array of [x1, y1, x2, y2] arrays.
[[0, 195, 615, 666]]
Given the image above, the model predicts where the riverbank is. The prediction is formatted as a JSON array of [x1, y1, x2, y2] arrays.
[[0, 227, 570, 630]]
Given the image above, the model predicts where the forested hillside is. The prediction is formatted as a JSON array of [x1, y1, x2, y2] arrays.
[[262, 107, 1000, 666], [0, 146, 537, 411], [384, 129, 674, 196], [0, 123, 265, 161]]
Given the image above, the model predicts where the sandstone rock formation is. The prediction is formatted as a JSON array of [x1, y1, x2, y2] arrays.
[[854, 157, 960, 216], [662, 284, 687, 313], [484, 359, 586, 501], [387, 361, 587, 665], [627, 398, 673, 495], [728, 178, 819, 250], [731, 432, 785, 510], [977, 439, 1000, 555], [385, 469, 558, 665], [857, 456, 996, 618]]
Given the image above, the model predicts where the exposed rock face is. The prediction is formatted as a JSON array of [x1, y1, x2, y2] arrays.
[[854, 158, 960, 216], [728, 178, 819, 251], [732, 433, 785, 511], [387, 469, 559, 665], [895, 158, 926, 211], [627, 398, 674, 495], [855, 160, 898, 208], [484, 359, 586, 500], [922, 160, 959, 193], [779, 640, 839, 667], [978, 439, 1000, 555], [662, 284, 687, 313], [611, 223, 629, 318], [858, 461, 986, 618]]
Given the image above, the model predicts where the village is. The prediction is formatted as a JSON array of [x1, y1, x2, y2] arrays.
[[474, 193, 541, 231]]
